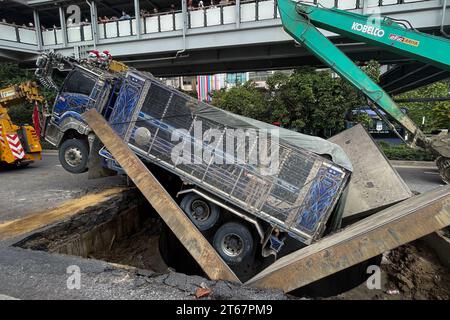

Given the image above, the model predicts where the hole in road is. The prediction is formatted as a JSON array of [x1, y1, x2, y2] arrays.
[[10, 189, 379, 298], [13, 191, 204, 277]]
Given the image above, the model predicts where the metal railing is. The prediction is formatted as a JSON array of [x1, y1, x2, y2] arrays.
[[0, 0, 438, 48]]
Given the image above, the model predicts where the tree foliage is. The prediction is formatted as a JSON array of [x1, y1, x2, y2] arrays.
[[266, 68, 362, 136], [395, 81, 450, 132], [0, 62, 56, 125], [212, 81, 269, 121], [212, 63, 382, 138]]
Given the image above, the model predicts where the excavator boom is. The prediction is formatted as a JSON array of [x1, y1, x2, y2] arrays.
[[293, 2, 450, 72], [278, 0, 429, 146], [278, 0, 450, 182]]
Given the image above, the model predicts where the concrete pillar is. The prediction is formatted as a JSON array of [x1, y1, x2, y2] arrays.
[[33, 10, 43, 50], [88, 1, 98, 47], [182, 0, 187, 28], [134, 0, 141, 39], [59, 6, 68, 47], [235, 0, 241, 28]]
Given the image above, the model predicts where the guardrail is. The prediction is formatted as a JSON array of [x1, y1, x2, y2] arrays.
[[0, 23, 37, 44], [0, 0, 437, 48]]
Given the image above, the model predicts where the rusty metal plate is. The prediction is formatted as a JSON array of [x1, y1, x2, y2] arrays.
[[328, 124, 412, 219], [247, 185, 450, 292]]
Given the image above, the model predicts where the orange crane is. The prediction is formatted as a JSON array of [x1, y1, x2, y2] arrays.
[[0, 81, 43, 167]]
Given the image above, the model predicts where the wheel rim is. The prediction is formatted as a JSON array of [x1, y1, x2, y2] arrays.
[[190, 199, 210, 222], [65, 147, 83, 167], [221, 233, 244, 257]]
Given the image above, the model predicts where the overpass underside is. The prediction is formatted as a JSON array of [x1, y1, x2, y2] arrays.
[[0, 0, 449, 80]]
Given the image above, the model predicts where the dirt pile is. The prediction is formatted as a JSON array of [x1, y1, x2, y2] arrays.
[[382, 240, 450, 299]]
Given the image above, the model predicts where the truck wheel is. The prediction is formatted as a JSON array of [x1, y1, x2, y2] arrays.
[[213, 222, 254, 265], [59, 138, 89, 174], [180, 194, 220, 231]]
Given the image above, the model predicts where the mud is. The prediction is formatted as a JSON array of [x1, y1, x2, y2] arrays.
[[338, 239, 450, 300], [92, 220, 168, 273], [382, 240, 450, 299]]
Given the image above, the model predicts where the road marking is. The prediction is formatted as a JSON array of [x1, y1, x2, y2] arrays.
[[423, 171, 439, 175], [393, 165, 438, 170]]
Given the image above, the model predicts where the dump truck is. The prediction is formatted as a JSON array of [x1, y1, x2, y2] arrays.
[[36, 52, 355, 277], [0, 82, 43, 167]]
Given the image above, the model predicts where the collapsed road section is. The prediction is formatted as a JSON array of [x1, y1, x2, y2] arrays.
[[32, 47, 450, 293]]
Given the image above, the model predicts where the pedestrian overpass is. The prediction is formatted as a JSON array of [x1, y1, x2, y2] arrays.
[[0, 0, 449, 76]]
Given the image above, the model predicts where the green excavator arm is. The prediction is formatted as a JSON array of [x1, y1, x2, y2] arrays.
[[277, 0, 450, 154], [291, 1, 450, 72]]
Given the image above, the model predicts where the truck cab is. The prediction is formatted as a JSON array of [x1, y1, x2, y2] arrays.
[[43, 65, 117, 173]]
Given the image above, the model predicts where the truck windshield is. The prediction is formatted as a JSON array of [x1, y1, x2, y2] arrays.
[[62, 70, 95, 96]]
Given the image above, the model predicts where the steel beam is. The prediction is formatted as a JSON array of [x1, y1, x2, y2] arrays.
[[134, 0, 141, 39], [33, 10, 43, 51], [88, 0, 99, 47], [246, 185, 450, 292], [235, 0, 241, 29]]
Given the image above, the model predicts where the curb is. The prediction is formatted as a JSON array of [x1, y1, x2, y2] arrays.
[[390, 160, 437, 168]]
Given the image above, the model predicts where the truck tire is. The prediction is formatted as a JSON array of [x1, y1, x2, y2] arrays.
[[180, 194, 220, 231], [213, 222, 254, 265], [59, 138, 89, 174]]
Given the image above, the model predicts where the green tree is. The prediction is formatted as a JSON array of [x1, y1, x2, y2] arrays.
[[211, 81, 269, 121], [210, 61, 383, 138], [0, 62, 56, 125], [0, 63, 31, 87], [266, 68, 361, 137], [395, 81, 450, 132]]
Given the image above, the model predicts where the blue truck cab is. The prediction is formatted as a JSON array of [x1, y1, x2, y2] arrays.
[[43, 64, 120, 173]]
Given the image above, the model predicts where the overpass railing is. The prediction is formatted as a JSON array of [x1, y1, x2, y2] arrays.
[[0, 0, 437, 48]]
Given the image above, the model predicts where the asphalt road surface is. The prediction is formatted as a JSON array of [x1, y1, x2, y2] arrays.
[[0, 152, 445, 223], [394, 165, 445, 194], [0, 152, 127, 223]]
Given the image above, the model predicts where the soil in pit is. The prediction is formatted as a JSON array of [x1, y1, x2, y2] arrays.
[[339, 239, 450, 300], [383, 240, 450, 299], [91, 219, 168, 273]]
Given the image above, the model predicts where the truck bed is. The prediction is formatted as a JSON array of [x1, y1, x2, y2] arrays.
[[106, 71, 350, 244]]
